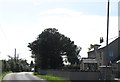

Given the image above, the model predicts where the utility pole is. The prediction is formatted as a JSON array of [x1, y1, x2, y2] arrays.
[[17, 54, 19, 60], [14, 48, 17, 72], [14, 48, 16, 62], [105, 0, 110, 80]]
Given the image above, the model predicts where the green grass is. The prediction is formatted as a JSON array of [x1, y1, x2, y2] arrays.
[[34, 72, 71, 82], [0, 73, 2, 82]]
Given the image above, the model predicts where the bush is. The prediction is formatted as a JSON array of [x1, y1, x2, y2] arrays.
[[33, 72, 39, 75]]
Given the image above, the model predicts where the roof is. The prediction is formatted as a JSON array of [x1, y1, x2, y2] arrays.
[[82, 58, 97, 63], [116, 60, 120, 63], [99, 37, 119, 49], [88, 37, 119, 53], [99, 66, 111, 68]]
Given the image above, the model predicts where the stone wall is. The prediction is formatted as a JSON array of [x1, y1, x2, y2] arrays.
[[38, 70, 101, 80]]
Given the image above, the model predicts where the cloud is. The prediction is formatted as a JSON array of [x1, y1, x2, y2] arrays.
[[31, 0, 119, 5], [37, 8, 118, 57], [0, 7, 118, 61], [40, 8, 82, 16], [0, 0, 119, 6], [45, 0, 119, 3]]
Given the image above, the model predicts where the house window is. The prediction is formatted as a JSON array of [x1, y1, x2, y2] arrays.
[[100, 52, 101, 58], [100, 52, 102, 60]]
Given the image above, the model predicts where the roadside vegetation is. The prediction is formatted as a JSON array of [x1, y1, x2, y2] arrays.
[[1, 57, 30, 72], [0, 71, 12, 82], [0, 73, 2, 82], [33, 72, 71, 82]]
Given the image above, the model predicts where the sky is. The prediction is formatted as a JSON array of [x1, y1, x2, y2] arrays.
[[0, 0, 119, 63]]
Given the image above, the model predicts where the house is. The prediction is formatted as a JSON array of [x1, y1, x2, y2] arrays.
[[80, 44, 105, 71], [112, 60, 120, 78], [88, 46, 105, 68], [106, 37, 120, 63], [80, 58, 98, 71], [117, 60, 120, 68], [80, 36, 120, 73], [117, 60, 120, 78], [88, 37, 120, 69]]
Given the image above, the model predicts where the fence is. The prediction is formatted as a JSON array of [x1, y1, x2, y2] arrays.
[[38, 69, 101, 80], [0, 60, 2, 81]]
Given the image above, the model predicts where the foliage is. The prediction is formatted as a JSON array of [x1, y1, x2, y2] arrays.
[[33, 72, 39, 75], [1, 56, 30, 72], [28, 28, 81, 70], [63, 65, 80, 70]]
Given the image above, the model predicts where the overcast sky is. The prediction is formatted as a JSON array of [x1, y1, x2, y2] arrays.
[[0, 0, 119, 63]]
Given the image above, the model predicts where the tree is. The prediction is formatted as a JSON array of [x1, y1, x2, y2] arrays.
[[2, 60, 7, 72], [28, 28, 81, 70], [6, 55, 30, 72]]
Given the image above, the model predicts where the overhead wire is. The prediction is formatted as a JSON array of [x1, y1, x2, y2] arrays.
[[0, 25, 13, 59], [0, 25, 10, 46]]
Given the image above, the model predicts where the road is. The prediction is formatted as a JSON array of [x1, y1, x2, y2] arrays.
[[2, 72, 49, 82]]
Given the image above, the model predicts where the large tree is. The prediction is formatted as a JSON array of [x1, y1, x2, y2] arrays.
[[28, 28, 81, 70]]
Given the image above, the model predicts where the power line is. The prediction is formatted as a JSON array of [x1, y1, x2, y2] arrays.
[[0, 25, 9, 44], [0, 25, 13, 58]]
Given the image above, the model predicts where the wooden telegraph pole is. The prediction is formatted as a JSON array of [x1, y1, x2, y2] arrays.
[[105, 0, 110, 80], [14, 48, 17, 62]]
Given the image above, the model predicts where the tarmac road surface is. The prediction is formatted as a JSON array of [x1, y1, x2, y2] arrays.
[[2, 72, 49, 82]]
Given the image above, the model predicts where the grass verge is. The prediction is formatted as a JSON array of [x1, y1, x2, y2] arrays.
[[34, 72, 71, 82], [0, 71, 12, 82]]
